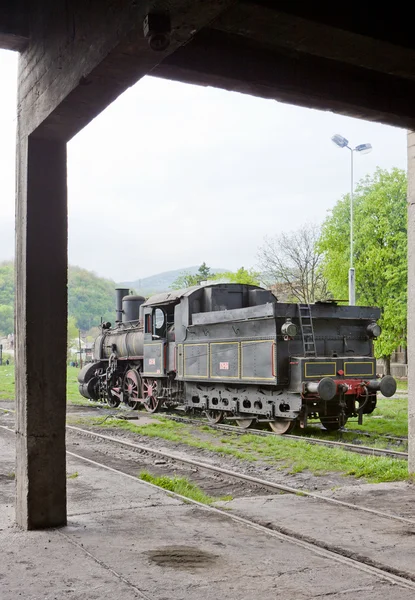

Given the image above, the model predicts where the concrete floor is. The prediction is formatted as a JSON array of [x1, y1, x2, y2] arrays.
[[0, 428, 414, 600]]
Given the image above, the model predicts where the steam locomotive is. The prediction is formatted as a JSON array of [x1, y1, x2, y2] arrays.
[[78, 283, 396, 434]]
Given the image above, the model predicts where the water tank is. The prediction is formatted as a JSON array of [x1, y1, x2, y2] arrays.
[[122, 295, 145, 323]]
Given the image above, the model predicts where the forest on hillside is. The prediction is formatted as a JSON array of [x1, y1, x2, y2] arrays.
[[0, 262, 117, 335]]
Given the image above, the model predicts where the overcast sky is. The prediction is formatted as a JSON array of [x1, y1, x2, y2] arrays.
[[0, 49, 408, 282]]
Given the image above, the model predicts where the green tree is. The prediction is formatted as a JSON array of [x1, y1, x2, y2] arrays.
[[67, 315, 79, 360], [0, 262, 15, 336], [171, 263, 215, 289], [211, 267, 261, 286], [0, 262, 118, 334], [68, 266, 116, 330], [0, 305, 14, 337], [318, 167, 407, 372], [67, 315, 79, 344]]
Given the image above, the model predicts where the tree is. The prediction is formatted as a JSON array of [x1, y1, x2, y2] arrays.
[[0, 305, 13, 337], [318, 167, 407, 373], [67, 315, 79, 360], [211, 267, 261, 286], [171, 263, 215, 289], [0, 262, 118, 334], [257, 224, 329, 303], [68, 266, 116, 330], [0, 262, 14, 336]]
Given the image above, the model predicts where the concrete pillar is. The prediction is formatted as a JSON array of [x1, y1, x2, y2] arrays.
[[408, 131, 415, 473], [15, 135, 68, 529]]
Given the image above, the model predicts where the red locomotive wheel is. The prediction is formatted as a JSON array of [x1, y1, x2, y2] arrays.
[[123, 369, 142, 410], [142, 378, 161, 413], [107, 375, 122, 408]]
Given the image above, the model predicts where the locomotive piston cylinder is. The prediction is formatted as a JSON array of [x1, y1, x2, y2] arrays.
[[366, 375, 397, 398], [305, 377, 337, 401]]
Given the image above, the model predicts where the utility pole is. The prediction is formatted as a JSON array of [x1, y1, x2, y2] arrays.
[[78, 329, 83, 368]]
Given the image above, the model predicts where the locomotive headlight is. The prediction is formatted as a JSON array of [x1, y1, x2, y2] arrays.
[[281, 319, 298, 338], [367, 322, 381, 338]]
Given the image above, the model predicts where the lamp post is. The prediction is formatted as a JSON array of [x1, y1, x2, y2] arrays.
[[331, 134, 372, 306]]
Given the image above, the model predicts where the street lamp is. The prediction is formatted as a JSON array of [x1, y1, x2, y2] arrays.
[[331, 134, 372, 306]]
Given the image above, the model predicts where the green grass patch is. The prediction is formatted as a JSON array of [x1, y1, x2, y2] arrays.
[[0, 364, 99, 407], [139, 471, 232, 504], [396, 379, 408, 391], [86, 415, 256, 462], [67, 471, 79, 479], [235, 433, 407, 482], [349, 397, 408, 438], [297, 424, 407, 452], [70, 414, 409, 484], [0, 365, 15, 400]]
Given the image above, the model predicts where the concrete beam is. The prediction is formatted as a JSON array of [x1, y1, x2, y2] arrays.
[[155, 28, 415, 130], [251, 2, 415, 50], [408, 131, 415, 473], [213, 3, 415, 82], [0, 0, 29, 51], [18, 0, 237, 141], [15, 136, 68, 529]]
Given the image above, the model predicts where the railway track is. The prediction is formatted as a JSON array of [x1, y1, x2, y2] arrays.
[[0, 404, 408, 460], [1, 421, 415, 592], [65, 424, 413, 524], [1, 410, 410, 523], [155, 413, 409, 460]]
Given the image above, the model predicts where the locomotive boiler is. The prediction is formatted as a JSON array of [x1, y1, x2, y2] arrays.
[[78, 283, 396, 434]]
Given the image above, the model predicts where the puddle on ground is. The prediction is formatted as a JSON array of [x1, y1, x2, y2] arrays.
[[146, 545, 218, 570]]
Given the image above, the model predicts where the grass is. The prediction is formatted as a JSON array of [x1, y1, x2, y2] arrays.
[[0, 365, 15, 400], [0, 364, 96, 406], [233, 432, 407, 482], [346, 396, 408, 438], [67, 471, 79, 479], [396, 379, 408, 391], [139, 471, 232, 504], [69, 413, 409, 484], [83, 415, 256, 461]]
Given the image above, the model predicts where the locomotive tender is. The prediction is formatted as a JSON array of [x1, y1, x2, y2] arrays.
[[78, 283, 396, 434]]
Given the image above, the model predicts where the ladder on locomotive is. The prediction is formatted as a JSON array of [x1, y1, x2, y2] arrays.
[[297, 304, 317, 357]]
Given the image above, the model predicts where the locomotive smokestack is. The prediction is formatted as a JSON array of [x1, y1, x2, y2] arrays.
[[115, 288, 129, 322]]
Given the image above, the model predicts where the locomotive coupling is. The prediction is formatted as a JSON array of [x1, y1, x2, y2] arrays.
[[305, 377, 337, 401], [365, 375, 397, 398]]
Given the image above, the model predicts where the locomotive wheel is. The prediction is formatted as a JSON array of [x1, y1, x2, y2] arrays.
[[142, 378, 161, 413], [206, 410, 224, 424], [107, 375, 122, 408], [123, 369, 142, 410], [236, 418, 254, 429], [269, 419, 296, 435]]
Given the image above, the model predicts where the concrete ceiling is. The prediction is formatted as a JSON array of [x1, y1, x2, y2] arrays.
[[2, 0, 415, 129]]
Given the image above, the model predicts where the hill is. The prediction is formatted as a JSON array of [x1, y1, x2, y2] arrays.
[[0, 263, 229, 336], [122, 266, 228, 296], [0, 262, 116, 335]]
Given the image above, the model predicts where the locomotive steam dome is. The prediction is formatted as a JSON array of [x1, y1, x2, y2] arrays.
[[122, 294, 145, 323]]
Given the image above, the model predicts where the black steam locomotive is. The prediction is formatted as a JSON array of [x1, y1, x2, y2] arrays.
[[78, 283, 396, 434]]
